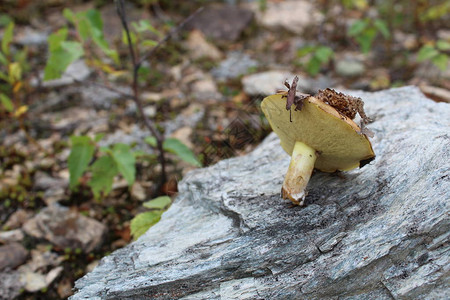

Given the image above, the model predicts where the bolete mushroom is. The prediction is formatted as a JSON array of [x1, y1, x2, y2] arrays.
[[261, 77, 375, 206]]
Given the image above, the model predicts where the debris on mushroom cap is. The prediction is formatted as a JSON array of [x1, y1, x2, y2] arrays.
[[315, 88, 369, 122], [261, 93, 375, 172], [315, 88, 374, 137]]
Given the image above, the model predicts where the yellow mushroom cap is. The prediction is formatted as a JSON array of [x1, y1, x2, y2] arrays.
[[261, 94, 375, 172]]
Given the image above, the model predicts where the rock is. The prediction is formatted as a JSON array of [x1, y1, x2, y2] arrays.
[[10, 248, 65, 293], [415, 60, 450, 85], [43, 107, 107, 134], [3, 209, 33, 230], [20, 270, 47, 292], [191, 76, 222, 101], [0, 243, 28, 271], [81, 85, 132, 110], [185, 5, 253, 42], [42, 187, 66, 206], [0, 229, 24, 244], [15, 27, 48, 46], [57, 278, 74, 299], [143, 105, 157, 118], [21, 248, 64, 272], [99, 124, 154, 153], [212, 51, 259, 81], [23, 205, 107, 253], [437, 29, 450, 41], [163, 103, 205, 137], [393, 31, 418, 50], [17, 265, 64, 293], [335, 58, 366, 77], [71, 87, 449, 299], [33, 171, 68, 191], [131, 182, 146, 202], [299, 75, 334, 94], [0, 271, 22, 300], [242, 71, 333, 95], [242, 70, 295, 95], [249, 0, 323, 34], [185, 30, 223, 61]]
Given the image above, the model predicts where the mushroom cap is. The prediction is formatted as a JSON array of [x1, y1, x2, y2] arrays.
[[261, 94, 375, 172]]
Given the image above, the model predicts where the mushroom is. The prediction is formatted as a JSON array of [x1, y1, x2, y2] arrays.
[[261, 78, 375, 206]]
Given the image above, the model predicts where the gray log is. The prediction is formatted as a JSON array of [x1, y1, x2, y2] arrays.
[[71, 86, 450, 300]]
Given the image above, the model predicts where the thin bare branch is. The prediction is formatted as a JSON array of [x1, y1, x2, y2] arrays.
[[71, 77, 135, 100], [116, 0, 137, 66], [116, 0, 168, 191]]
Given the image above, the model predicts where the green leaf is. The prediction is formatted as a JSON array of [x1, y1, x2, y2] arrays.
[[0, 71, 8, 81], [432, 54, 449, 71], [44, 41, 83, 80], [99, 146, 110, 153], [14, 48, 28, 70], [417, 45, 439, 62], [88, 155, 118, 199], [132, 150, 148, 158], [163, 138, 201, 167], [314, 46, 333, 63], [121, 30, 137, 46], [62, 8, 75, 24], [373, 19, 390, 39], [142, 40, 158, 47], [86, 9, 103, 33], [132, 20, 160, 36], [436, 40, 450, 51], [0, 51, 7, 65], [348, 19, 368, 37], [144, 136, 157, 147], [130, 211, 163, 239], [297, 45, 316, 58], [420, 2, 450, 22], [111, 143, 136, 186], [77, 17, 91, 41], [356, 27, 377, 54], [68, 136, 95, 189], [8, 62, 21, 82], [2, 22, 14, 55], [0, 93, 13, 112], [306, 56, 322, 76], [0, 14, 13, 27], [143, 196, 171, 210], [94, 133, 105, 142], [91, 34, 119, 64], [48, 28, 68, 52]]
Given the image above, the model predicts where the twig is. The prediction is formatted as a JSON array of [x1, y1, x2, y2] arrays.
[[116, 0, 167, 191], [71, 77, 135, 100], [115, 1, 203, 193]]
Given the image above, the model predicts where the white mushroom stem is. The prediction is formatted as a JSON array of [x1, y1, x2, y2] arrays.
[[281, 141, 317, 206]]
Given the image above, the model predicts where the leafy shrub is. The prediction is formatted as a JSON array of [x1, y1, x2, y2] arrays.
[[297, 45, 334, 76], [347, 17, 390, 54], [68, 135, 136, 199], [68, 134, 200, 199], [417, 40, 450, 71]]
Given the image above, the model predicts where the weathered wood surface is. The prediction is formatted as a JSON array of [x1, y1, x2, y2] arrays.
[[72, 86, 450, 300]]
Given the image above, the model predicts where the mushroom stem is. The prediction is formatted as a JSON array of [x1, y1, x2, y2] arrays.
[[281, 141, 317, 206]]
